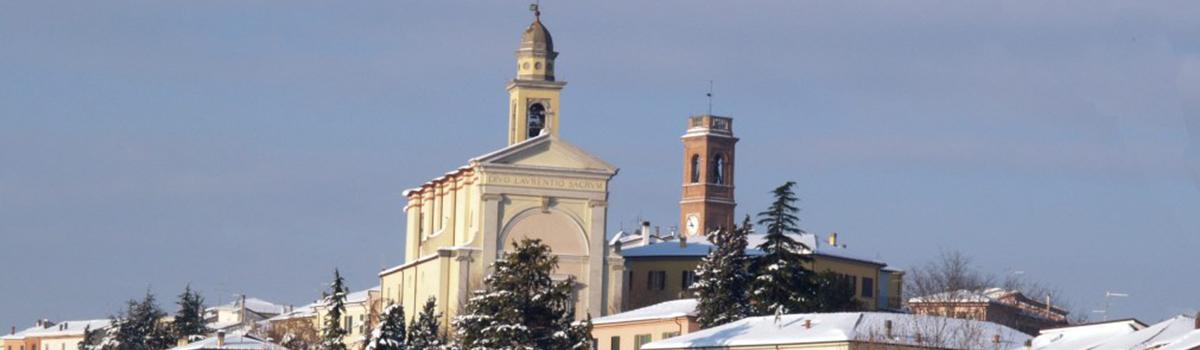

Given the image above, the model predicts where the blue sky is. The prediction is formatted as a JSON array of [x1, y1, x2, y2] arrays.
[[2, 1, 1199, 329]]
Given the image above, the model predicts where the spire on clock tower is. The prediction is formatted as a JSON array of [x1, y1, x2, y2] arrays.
[[680, 115, 738, 237], [507, 4, 566, 145]]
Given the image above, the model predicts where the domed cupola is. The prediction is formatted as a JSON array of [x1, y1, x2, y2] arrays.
[[520, 16, 555, 55], [514, 6, 558, 81]]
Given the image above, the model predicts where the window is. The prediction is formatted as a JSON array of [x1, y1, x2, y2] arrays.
[[689, 154, 700, 183], [862, 277, 875, 298], [710, 154, 725, 184], [628, 271, 634, 291], [662, 332, 680, 339], [527, 103, 546, 138], [681, 270, 696, 290], [345, 315, 353, 333], [609, 336, 620, 350], [634, 334, 653, 350], [646, 271, 666, 291]]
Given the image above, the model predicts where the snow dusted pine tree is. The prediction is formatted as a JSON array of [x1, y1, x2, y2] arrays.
[[453, 239, 593, 350], [690, 216, 753, 328], [749, 181, 816, 318], [102, 292, 173, 350], [78, 325, 101, 350], [365, 304, 406, 350], [172, 285, 206, 342], [320, 270, 350, 350], [406, 297, 444, 350]]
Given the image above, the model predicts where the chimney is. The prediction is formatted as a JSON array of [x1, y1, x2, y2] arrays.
[[1194, 312, 1200, 330], [993, 334, 1001, 344], [884, 320, 893, 338], [239, 294, 247, 325], [803, 319, 812, 329], [613, 240, 622, 253], [641, 221, 652, 241], [216, 330, 226, 348], [679, 234, 688, 248], [827, 233, 838, 247], [10, 326, 14, 335]]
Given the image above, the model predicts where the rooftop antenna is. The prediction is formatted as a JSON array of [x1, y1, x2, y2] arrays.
[[1101, 291, 1129, 321], [706, 80, 714, 115]]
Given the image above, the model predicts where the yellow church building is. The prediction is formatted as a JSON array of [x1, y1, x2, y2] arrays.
[[377, 7, 905, 341], [377, 9, 622, 330]]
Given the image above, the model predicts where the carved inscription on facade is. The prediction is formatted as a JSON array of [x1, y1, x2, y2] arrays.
[[484, 174, 605, 192]]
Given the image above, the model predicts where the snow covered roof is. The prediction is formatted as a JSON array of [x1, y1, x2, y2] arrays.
[[593, 299, 698, 325], [1029, 316, 1200, 350], [266, 302, 319, 322], [345, 286, 380, 304], [207, 298, 288, 316], [1030, 319, 1147, 350], [1088, 315, 1196, 350], [619, 233, 888, 266], [641, 312, 1030, 350], [21, 320, 111, 338], [909, 288, 1013, 304], [168, 333, 285, 350], [1158, 329, 1200, 350], [1, 326, 42, 340]]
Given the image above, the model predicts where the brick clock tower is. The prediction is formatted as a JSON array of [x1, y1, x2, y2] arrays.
[[680, 115, 738, 237]]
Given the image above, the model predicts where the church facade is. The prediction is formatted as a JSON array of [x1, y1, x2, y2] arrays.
[[377, 11, 622, 330]]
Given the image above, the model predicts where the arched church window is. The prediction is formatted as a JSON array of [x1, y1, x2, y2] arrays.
[[711, 154, 725, 184], [690, 154, 700, 183], [528, 103, 546, 138]]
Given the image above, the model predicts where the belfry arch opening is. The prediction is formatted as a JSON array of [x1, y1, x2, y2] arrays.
[[528, 103, 546, 138], [711, 153, 726, 184]]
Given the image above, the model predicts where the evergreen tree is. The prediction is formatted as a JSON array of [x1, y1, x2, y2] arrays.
[[811, 271, 863, 312], [79, 325, 101, 350], [690, 216, 753, 328], [365, 304, 407, 350], [103, 292, 173, 350], [172, 285, 206, 342], [320, 270, 350, 350], [749, 181, 816, 318], [453, 239, 593, 350], [407, 297, 444, 350]]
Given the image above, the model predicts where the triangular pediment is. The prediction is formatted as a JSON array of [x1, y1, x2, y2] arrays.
[[472, 134, 617, 173]]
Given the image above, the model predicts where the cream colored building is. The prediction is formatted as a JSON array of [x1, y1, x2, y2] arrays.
[[592, 299, 700, 350], [3, 320, 110, 350], [378, 10, 620, 333], [205, 297, 289, 331], [616, 232, 905, 313]]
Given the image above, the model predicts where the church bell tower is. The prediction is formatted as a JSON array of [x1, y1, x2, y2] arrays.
[[680, 115, 738, 236], [507, 5, 566, 145]]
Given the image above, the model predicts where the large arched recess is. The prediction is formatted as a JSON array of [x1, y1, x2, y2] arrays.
[[498, 207, 589, 257]]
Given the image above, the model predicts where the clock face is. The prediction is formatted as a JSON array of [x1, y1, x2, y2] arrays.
[[686, 214, 700, 235]]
